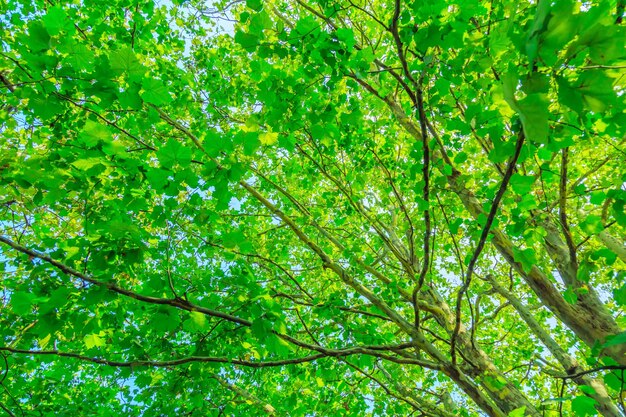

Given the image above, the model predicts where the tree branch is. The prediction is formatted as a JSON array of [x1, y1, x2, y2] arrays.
[[559, 147, 578, 269], [0, 235, 251, 327], [451, 130, 525, 364]]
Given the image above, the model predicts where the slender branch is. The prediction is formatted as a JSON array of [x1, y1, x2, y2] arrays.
[[0, 235, 251, 327], [617, 0, 625, 24], [296, 142, 414, 273], [388, 4, 432, 327], [58, 94, 156, 151], [0, 72, 15, 92], [559, 148, 578, 268], [549, 364, 626, 380], [345, 361, 427, 413], [0, 344, 441, 370], [273, 292, 393, 322], [0, 401, 16, 417], [346, 0, 388, 30], [450, 130, 525, 364], [0, 352, 7, 384], [212, 374, 276, 415], [0, 346, 325, 368], [580, 64, 626, 70], [369, 147, 415, 265]]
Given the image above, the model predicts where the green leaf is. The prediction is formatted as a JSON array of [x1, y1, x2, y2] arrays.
[[151, 310, 181, 333], [42, 6, 68, 36], [454, 152, 468, 164], [556, 76, 584, 116], [502, 75, 549, 143], [525, 0, 551, 63], [603, 332, 626, 348], [109, 47, 144, 77], [189, 311, 206, 328], [564, 286, 578, 304], [58, 40, 95, 71], [117, 84, 143, 110], [79, 120, 110, 146], [259, 131, 279, 145], [579, 215, 604, 235], [249, 11, 272, 36], [578, 385, 596, 396], [11, 292, 35, 315], [26, 21, 51, 51], [510, 174, 535, 195], [235, 30, 259, 51], [508, 407, 526, 417], [571, 395, 598, 416], [246, 0, 263, 11], [517, 94, 549, 144], [84, 333, 106, 349], [540, 2, 580, 62], [604, 371, 624, 391], [577, 71, 616, 113], [71, 158, 105, 171], [484, 374, 507, 392], [141, 78, 173, 105], [39, 287, 72, 314], [146, 167, 171, 190], [577, 24, 626, 64], [335, 27, 356, 50], [522, 73, 549, 95], [28, 94, 63, 121], [589, 191, 606, 205], [513, 248, 536, 274], [251, 317, 271, 339], [614, 285, 626, 306], [157, 139, 192, 169]]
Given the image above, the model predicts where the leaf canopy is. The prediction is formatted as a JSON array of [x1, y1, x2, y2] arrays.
[[1, 0, 626, 416]]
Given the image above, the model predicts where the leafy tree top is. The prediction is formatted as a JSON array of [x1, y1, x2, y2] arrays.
[[0, 0, 625, 416]]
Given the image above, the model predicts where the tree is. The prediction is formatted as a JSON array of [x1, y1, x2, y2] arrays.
[[0, 0, 625, 415]]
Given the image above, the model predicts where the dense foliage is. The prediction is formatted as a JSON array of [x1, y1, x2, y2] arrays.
[[1, 0, 626, 415]]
